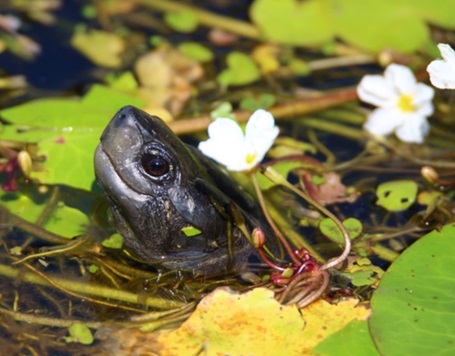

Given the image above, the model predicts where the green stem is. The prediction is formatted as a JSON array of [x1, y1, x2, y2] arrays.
[[261, 166, 351, 270], [369, 244, 400, 262], [0, 307, 102, 329], [137, 0, 260, 39], [299, 117, 366, 140], [0, 263, 184, 310]]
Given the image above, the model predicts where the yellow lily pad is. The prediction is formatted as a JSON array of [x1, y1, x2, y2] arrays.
[[156, 287, 370, 355]]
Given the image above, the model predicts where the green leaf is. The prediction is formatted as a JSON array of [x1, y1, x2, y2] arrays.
[[250, 0, 455, 53], [178, 42, 214, 63], [66, 322, 94, 345], [0, 85, 145, 190], [313, 320, 379, 355], [217, 52, 260, 87], [370, 223, 455, 355], [0, 189, 89, 239], [376, 180, 418, 212], [255, 161, 303, 190], [102, 233, 124, 249], [250, 0, 333, 47], [164, 10, 198, 33], [319, 217, 362, 244], [181, 226, 202, 237]]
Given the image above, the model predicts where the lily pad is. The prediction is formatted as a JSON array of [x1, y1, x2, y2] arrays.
[[164, 10, 198, 33], [65, 322, 94, 345], [0, 85, 144, 190], [101, 233, 124, 249], [369, 223, 455, 355], [250, 0, 455, 53], [217, 51, 260, 87], [313, 320, 379, 355], [319, 217, 363, 244], [376, 180, 418, 212]]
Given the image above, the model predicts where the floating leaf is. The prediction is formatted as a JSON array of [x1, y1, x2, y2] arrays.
[[217, 51, 260, 87], [164, 10, 198, 33], [250, 0, 455, 53], [319, 217, 363, 244], [178, 42, 213, 63], [256, 160, 303, 190], [181, 226, 202, 237], [101, 233, 124, 249], [313, 320, 379, 355], [0, 189, 89, 239], [0, 85, 144, 190], [341, 257, 384, 287], [376, 180, 418, 212], [71, 28, 125, 68], [370, 223, 455, 355], [157, 287, 369, 355], [65, 322, 94, 345]]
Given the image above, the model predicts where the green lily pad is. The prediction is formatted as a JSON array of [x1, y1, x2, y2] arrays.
[[250, 0, 455, 53], [65, 322, 94, 345], [0, 189, 90, 239], [319, 217, 362, 244], [217, 52, 260, 87], [256, 160, 303, 190], [369, 223, 455, 355], [101, 233, 124, 249], [376, 180, 418, 212], [313, 320, 379, 355], [178, 42, 214, 63], [164, 10, 198, 33], [0, 84, 144, 190]]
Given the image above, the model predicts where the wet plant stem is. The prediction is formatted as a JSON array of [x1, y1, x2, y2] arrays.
[[0, 263, 184, 310], [0, 205, 68, 245], [0, 307, 102, 329], [261, 166, 351, 271], [12, 235, 88, 265], [137, 0, 260, 39], [251, 172, 301, 266], [169, 88, 358, 135]]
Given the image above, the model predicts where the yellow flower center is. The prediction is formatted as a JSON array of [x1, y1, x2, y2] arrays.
[[397, 94, 416, 113], [245, 152, 257, 165]]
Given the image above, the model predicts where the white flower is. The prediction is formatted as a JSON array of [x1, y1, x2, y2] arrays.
[[198, 109, 279, 171], [427, 43, 455, 89], [357, 63, 434, 143]]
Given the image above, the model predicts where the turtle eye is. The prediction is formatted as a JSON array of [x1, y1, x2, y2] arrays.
[[141, 153, 170, 177]]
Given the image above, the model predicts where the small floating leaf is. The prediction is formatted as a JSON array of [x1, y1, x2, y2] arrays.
[[181, 226, 202, 237], [164, 10, 198, 33], [178, 42, 213, 63], [66, 322, 94, 345], [217, 52, 260, 87], [71, 28, 125, 68], [319, 217, 363, 244], [376, 180, 418, 212], [102, 233, 124, 249]]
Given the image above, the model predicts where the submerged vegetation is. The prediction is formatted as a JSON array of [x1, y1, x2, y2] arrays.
[[0, 0, 455, 354]]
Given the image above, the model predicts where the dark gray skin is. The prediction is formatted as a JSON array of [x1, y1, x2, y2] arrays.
[[95, 106, 274, 275]]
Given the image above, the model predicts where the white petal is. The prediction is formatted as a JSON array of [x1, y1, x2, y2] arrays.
[[395, 115, 429, 143], [363, 108, 403, 135], [412, 83, 434, 105], [385, 64, 416, 94], [245, 109, 279, 162], [357, 74, 396, 107], [415, 100, 434, 117], [207, 118, 244, 142], [438, 43, 455, 69], [427, 60, 455, 89], [199, 118, 247, 170]]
